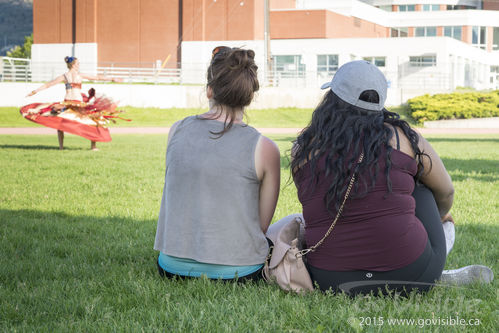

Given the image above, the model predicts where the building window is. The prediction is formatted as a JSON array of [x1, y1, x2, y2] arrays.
[[391, 27, 408, 37], [423, 4, 440, 11], [378, 5, 392, 12], [398, 5, 416, 12], [410, 55, 436, 67], [274, 55, 306, 77], [472, 26, 479, 44], [447, 5, 476, 10], [444, 26, 462, 41], [480, 26, 486, 47], [317, 55, 338, 74], [472, 26, 487, 49], [363, 57, 386, 67], [493, 27, 499, 51], [415, 26, 437, 37]]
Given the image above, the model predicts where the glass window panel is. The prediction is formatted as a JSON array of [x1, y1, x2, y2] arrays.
[[275, 55, 295, 71], [427, 27, 437, 37], [480, 26, 486, 45], [493, 27, 499, 51], [472, 26, 478, 44], [400, 27, 408, 37], [444, 26, 452, 37], [374, 57, 386, 67], [399, 5, 406, 12], [415, 27, 425, 37], [407, 5, 415, 11], [454, 26, 462, 40], [317, 55, 326, 67], [391, 28, 399, 37], [276, 55, 294, 65], [432, 5, 440, 11], [410, 55, 436, 67], [328, 55, 338, 69], [317, 55, 337, 73], [423, 4, 430, 11], [422, 56, 435, 66]]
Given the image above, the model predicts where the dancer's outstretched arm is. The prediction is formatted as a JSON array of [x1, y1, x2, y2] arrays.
[[27, 75, 65, 96], [80, 73, 122, 82]]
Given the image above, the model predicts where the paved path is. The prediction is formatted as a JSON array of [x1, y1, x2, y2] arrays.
[[0, 127, 498, 135]]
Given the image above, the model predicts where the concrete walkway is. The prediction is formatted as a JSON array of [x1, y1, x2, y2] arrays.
[[1, 127, 498, 135]]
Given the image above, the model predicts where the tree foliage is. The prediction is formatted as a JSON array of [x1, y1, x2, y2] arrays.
[[6, 33, 32, 58]]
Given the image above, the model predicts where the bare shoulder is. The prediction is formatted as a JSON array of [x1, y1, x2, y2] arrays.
[[257, 135, 280, 157], [384, 123, 416, 158], [254, 135, 280, 180]]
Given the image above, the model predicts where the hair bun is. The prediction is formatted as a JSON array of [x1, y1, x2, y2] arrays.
[[228, 49, 255, 71], [246, 50, 255, 60]]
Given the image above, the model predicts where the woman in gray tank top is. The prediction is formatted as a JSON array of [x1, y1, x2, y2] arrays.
[[154, 47, 281, 281]]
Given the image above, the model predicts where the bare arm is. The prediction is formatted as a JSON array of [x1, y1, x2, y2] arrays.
[[255, 136, 281, 233], [79, 73, 122, 82], [417, 133, 454, 218], [27, 75, 65, 96]]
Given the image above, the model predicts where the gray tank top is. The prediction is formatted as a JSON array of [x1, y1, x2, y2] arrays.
[[154, 116, 269, 265]]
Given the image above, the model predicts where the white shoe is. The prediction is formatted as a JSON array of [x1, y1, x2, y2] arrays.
[[440, 265, 494, 285], [442, 221, 455, 256]]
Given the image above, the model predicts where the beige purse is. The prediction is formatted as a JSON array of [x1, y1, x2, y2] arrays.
[[263, 153, 363, 293]]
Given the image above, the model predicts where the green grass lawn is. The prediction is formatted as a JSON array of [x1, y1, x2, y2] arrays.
[[0, 133, 497, 332], [0, 105, 416, 128]]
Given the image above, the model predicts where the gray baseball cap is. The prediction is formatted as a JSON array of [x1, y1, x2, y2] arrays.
[[320, 60, 387, 111]]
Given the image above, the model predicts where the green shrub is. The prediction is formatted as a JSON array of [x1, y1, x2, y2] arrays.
[[407, 90, 499, 123]]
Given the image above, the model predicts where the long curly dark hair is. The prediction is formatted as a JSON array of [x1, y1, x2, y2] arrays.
[[291, 90, 428, 213]]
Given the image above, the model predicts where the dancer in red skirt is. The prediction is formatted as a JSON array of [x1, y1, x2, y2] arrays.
[[22, 56, 125, 150]]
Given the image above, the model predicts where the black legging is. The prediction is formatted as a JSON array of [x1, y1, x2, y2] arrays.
[[308, 184, 447, 295]]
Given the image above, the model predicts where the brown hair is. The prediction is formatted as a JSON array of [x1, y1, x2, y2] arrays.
[[206, 46, 259, 137], [64, 56, 78, 69]]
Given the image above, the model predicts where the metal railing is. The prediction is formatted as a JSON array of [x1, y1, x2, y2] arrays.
[[97, 66, 182, 83], [0, 57, 31, 82], [1, 57, 496, 91]]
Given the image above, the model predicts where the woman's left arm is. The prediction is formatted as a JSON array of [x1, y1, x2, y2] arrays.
[[255, 136, 281, 233], [417, 134, 454, 219]]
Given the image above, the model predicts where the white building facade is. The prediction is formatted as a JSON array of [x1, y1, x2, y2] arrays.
[[179, 0, 499, 98]]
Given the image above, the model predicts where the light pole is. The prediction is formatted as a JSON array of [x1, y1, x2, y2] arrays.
[[72, 0, 76, 56], [264, 0, 271, 85]]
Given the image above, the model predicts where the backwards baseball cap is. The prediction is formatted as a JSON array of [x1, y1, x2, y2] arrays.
[[320, 60, 387, 111]]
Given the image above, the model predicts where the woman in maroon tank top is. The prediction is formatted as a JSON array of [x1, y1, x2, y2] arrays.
[[290, 61, 492, 294]]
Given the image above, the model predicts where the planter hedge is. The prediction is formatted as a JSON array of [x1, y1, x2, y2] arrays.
[[407, 90, 499, 123]]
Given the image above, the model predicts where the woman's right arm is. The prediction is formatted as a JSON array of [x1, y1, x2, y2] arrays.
[[27, 75, 65, 96], [417, 133, 455, 219], [255, 136, 281, 234]]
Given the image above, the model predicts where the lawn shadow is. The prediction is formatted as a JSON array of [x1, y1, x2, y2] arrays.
[[441, 158, 499, 182], [0, 144, 83, 151], [0, 208, 158, 278]]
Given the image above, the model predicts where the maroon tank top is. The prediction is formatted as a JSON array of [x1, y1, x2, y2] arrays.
[[295, 148, 428, 271]]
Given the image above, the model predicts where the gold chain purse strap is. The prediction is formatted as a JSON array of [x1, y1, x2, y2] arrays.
[[298, 152, 364, 257]]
